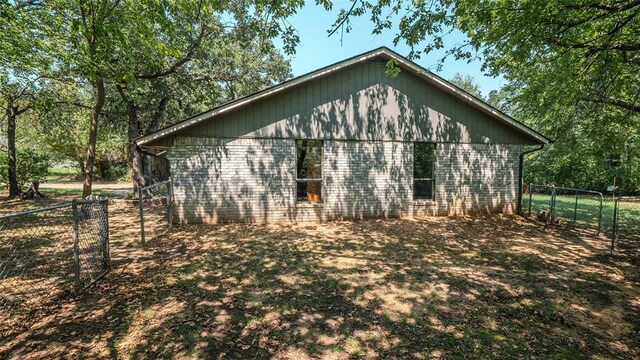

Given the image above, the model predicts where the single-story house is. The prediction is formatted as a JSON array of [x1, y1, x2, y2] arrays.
[[136, 47, 551, 224]]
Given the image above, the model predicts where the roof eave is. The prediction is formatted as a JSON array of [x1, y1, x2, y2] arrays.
[[137, 47, 550, 146], [136, 47, 390, 146], [380, 50, 551, 145]]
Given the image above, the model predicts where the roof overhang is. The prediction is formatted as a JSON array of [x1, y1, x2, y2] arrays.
[[136, 47, 551, 146]]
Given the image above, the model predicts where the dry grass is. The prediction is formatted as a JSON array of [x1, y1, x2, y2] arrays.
[[1, 196, 639, 359]]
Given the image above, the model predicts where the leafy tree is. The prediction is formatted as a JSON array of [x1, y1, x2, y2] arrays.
[[0, 1, 57, 197], [327, 0, 640, 193], [112, 5, 292, 191], [449, 73, 483, 99], [327, 0, 639, 116], [0, 147, 50, 190], [5, 0, 302, 197]]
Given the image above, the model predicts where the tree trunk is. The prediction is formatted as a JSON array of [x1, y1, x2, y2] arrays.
[[6, 100, 20, 198], [78, 159, 86, 178], [128, 104, 146, 193], [130, 120, 145, 193], [142, 96, 169, 183], [82, 77, 105, 198]]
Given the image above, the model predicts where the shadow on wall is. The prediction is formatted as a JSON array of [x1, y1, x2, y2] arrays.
[[169, 67, 523, 224], [184, 62, 528, 145]]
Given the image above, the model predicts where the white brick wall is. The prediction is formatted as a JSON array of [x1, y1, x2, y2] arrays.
[[428, 143, 522, 215], [167, 137, 522, 223]]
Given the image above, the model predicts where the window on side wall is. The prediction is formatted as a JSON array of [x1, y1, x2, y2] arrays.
[[414, 143, 436, 200], [296, 139, 323, 202]]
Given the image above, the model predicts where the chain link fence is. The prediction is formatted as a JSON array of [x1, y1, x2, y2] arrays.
[[523, 185, 640, 252], [612, 197, 640, 252], [138, 179, 173, 245], [550, 187, 604, 234], [0, 198, 109, 329], [522, 184, 554, 218], [73, 199, 110, 288], [522, 184, 604, 234]]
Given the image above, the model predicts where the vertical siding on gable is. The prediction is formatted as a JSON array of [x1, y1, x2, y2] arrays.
[[177, 62, 536, 145]]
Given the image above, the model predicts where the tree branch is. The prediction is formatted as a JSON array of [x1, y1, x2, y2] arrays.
[[328, 0, 359, 38], [582, 95, 640, 112], [564, 0, 640, 13], [136, 20, 209, 79], [52, 101, 94, 110], [15, 104, 31, 115]]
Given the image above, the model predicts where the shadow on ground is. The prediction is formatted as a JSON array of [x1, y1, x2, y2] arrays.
[[1, 204, 639, 359]]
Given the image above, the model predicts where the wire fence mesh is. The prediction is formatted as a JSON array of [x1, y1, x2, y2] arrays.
[[522, 184, 604, 234], [612, 197, 640, 252], [522, 184, 554, 219], [550, 187, 603, 234], [523, 185, 640, 253], [0, 198, 109, 330], [138, 179, 173, 245], [73, 198, 110, 288]]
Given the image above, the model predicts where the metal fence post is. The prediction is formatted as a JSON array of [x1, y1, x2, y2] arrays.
[[549, 186, 556, 224], [573, 190, 579, 226], [611, 198, 619, 253], [71, 200, 81, 293], [138, 189, 146, 246], [597, 194, 603, 236], [528, 183, 533, 217], [103, 199, 110, 270], [166, 180, 173, 232]]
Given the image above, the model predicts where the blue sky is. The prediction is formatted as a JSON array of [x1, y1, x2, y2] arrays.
[[279, 2, 505, 98]]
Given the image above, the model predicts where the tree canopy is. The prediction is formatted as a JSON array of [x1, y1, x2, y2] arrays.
[[0, 0, 301, 196], [330, 0, 640, 193]]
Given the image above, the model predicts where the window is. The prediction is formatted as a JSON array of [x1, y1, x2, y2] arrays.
[[414, 143, 435, 200], [296, 140, 323, 202]]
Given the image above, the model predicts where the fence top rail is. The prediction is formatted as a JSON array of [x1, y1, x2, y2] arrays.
[[553, 187, 603, 197], [0, 202, 73, 220], [73, 198, 108, 205], [140, 179, 172, 192], [616, 196, 640, 202]]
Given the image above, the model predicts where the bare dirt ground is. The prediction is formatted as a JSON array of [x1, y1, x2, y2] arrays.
[[39, 181, 133, 197], [38, 181, 132, 190], [1, 196, 639, 359]]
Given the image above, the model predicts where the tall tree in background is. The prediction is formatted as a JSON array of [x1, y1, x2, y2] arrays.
[[449, 73, 483, 98], [30, 0, 130, 197], [0, 1, 55, 197], [328, 0, 640, 192], [10, 0, 301, 197], [112, 2, 292, 191], [328, 0, 639, 115], [0, 75, 39, 198]]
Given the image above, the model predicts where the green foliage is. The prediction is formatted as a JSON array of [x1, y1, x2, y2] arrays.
[[328, 0, 640, 194], [413, 143, 435, 179], [449, 73, 482, 98], [385, 60, 401, 78], [0, 148, 50, 188], [1, 0, 298, 190]]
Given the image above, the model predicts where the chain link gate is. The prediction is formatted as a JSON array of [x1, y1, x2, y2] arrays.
[[72, 198, 110, 289], [611, 197, 640, 252], [0, 198, 110, 329], [523, 184, 555, 218], [138, 179, 174, 245], [523, 184, 604, 234]]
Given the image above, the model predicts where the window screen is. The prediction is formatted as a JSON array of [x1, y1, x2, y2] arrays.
[[296, 140, 323, 202], [414, 143, 435, 200]]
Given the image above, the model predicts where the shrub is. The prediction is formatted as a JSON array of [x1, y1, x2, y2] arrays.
[[0, 148, 50, 190]]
